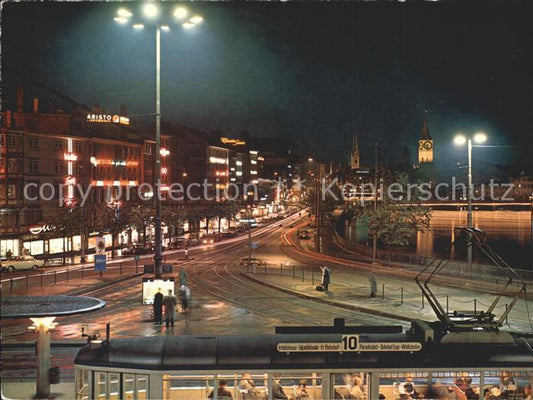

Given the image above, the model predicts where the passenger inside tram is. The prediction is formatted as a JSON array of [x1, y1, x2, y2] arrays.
[[208, 379, 233, 400], [334, 373, 367, 400], [293, 379, 311, 400], [238, 373, 266, 400], [271, 373, 289, 400]]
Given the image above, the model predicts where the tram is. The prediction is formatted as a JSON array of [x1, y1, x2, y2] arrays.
[[74, 319, 533, 400]]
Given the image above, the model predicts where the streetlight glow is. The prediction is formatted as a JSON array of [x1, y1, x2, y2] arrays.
[[183, 22, 195, 29], [133, 23, 144, 29], [190, 15, 203, 24], [454, 135, 467, 146], [142, 3, 159, 18], [308, 157, 314, 162], [474, 132, 487, 143], [174, 6, 188, 19], [117, 8, 132, 18], [114, 17, 129, 24]]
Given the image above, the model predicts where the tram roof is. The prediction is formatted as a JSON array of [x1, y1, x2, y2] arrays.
[[74, 333, 533, 371]]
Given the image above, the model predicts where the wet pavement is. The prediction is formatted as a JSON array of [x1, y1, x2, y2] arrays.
[[2, 211, 531, 398]]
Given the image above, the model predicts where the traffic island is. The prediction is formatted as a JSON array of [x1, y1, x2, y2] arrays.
[[1, 295, 106, 399]]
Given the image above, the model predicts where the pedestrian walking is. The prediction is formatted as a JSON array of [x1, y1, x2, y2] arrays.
[[163, 289, 177, 328], [369, 274, 377, 298], [179, 266, 188, 286], [5, 249, 12, 260], [321, 266, 331, 292], [153, 288, 163, 324], [178, 284, 191, 313], [184, 246, 189, 260]]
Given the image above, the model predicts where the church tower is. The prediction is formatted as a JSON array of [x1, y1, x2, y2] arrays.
[[418, 111, 434, 163], [350, 131, 360, 170]]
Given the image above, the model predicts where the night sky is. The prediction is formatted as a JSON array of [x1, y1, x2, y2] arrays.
[[2, 1, 532, 180]]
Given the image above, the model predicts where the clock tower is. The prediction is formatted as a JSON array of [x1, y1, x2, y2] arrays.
[[418, 111, 433, 163]]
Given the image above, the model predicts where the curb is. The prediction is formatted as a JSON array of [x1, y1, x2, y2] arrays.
[[241, 272, 420, 324]]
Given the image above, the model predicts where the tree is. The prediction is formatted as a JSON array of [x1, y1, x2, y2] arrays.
[[129, 203, 154, 247], [43, 206, 83, 264], [363, 173, 431, 264], [95, 204, 131, 258]]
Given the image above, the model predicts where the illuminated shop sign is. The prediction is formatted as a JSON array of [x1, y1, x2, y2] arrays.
[[65, 176, 76, 186], [221, 137, 246, 146], [160, 148, 170, 156], [209, 156, 227, 164], [86, 114, 130, 125], [90, 158, 139, 167], [63, 152, 78, 161], [29, 224, 55, 235]]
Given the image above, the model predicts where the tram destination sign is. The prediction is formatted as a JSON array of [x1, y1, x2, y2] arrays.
[[277, 335, 422, 353]]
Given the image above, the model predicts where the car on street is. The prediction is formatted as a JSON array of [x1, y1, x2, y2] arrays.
[[1, 255, 46, 272], [122, 244, 153, 256], [298, 231, 311, 240]]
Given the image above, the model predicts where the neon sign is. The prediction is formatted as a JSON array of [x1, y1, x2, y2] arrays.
[[86, 114, 130, 125], [29, 224, 55, 235], [221, 137, 246, 146], [64, 152, 78, 161]]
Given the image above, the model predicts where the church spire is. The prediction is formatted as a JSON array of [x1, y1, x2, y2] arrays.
[[350, 130, 360, 170], [420, 110, 432, 140]]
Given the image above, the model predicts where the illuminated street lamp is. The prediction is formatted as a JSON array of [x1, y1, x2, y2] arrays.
[[115, 4, 204, 278], [454, 132, 488, 270]]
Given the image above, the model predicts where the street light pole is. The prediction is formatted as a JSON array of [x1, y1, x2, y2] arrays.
[[372, 141, 378, 264], [114, 5, 203, 279], [454, 131, 487, 271], [466, 138, 473, 271], [154, 25, 163, 278]]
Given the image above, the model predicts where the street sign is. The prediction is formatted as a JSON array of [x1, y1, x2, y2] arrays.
[[249, 242, 259, 250], [94, 255, 106, 272], [277, 335, 422, 353]]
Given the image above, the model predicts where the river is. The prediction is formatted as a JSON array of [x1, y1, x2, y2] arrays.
[[345, 210, 532, 270]]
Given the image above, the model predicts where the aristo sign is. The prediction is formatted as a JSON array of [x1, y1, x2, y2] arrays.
[[86, 114, 130, 125]]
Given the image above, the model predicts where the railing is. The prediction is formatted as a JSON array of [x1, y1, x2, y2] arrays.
[[0, 262, 144, 294], [241, 262, 532, 327], [333, 226, 533, 283]]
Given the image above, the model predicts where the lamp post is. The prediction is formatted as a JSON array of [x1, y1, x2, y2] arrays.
[[372, 141, 378, 263], [115, 4, 203, 278], [454, 132, 487, 270]]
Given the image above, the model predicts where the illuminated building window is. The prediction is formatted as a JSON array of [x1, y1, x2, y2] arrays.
[[251, 160, 257, 165]]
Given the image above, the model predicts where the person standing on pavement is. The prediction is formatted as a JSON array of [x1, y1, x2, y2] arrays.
[[178, 284, 191, 313], [369, 275, 377, 298], [5, 249, 12, 260], [163, 289, 177, 328], [179, 266, 188, 286], [321, 266, 331, 292], [153, 288, 163, 324]]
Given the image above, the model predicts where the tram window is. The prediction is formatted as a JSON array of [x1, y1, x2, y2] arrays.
[[483, 370, 532, 399], [123, 374, 149, 400], [162, 374, 214, 400], [428, 371, 481, 400], [332, 373, 368, 400], [95, 372, 107, 400], [268, 373, 322, 400], [76, 369, 89, 400], [136, 374, 149, 399], [379, 372, 429, 400], [108, 373, 120, 400]]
